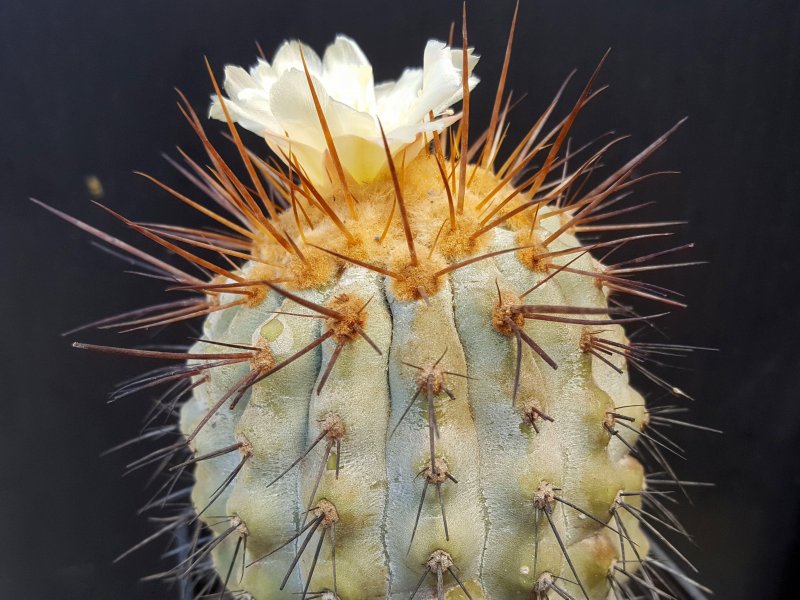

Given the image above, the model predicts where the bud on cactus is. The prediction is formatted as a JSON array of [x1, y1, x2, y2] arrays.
[[39, 5, 711, 600]]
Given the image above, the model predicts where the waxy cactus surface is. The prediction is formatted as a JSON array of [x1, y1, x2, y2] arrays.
[[43, 11, 707, 600], [181, 152, 654, 598]]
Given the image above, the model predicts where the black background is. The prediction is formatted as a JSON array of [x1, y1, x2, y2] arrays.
[[2, 0, 799, 598]]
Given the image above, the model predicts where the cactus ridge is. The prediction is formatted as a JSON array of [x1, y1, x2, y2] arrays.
[[174, 161, 657, 598], [39, 9, 715, 600]]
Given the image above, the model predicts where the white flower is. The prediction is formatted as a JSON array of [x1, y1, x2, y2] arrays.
[[209, 36, 479, 186]]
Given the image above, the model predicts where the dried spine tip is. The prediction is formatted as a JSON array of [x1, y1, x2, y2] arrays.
[[533, 571, 555, 593], [533, 482, 557, 512], [522, 401, 554, 433], [320, 412, 346, 441], [313, 499, 340, 527], [491, 290, 525, 335], [233, 516, 249, 537], [579, 327, 596, 353], [391, 256, 447, 301], [424, 458, 451, 484], [426, 549, 455, 572], [325, 293, 369, 343], [249, 340, 275, 371], [439, 214, 485, 259], [237, 438, 253, 457], [603, 410, 636, 434], [515, 232, 550, 273], [415, 364, 448, 396]]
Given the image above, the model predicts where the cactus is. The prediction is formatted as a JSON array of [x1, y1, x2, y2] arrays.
[[39, 5, 710, 600]]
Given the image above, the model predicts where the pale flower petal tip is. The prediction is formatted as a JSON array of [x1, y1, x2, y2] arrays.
[[209, 36, 479, 185]]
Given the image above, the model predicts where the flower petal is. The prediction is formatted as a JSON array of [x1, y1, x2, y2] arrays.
[[388, 112, 461, 145], [269, 70, 330, 150], [329, 135, 388, 183], [375, 68, 424, 131], [249, 58, 278, 90], [401, 40, 480, 125], [270, 69, 376, 150], [208, 35, 480, 187], [222, 65, 257, 99], [209, 95, 280, 136], [322, 35, 376, 114], [271, 40, 323, 77]]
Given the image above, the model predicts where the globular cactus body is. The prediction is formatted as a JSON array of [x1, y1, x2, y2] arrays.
[[179, 154, 651, 599], [43, 12, 704, 600]]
